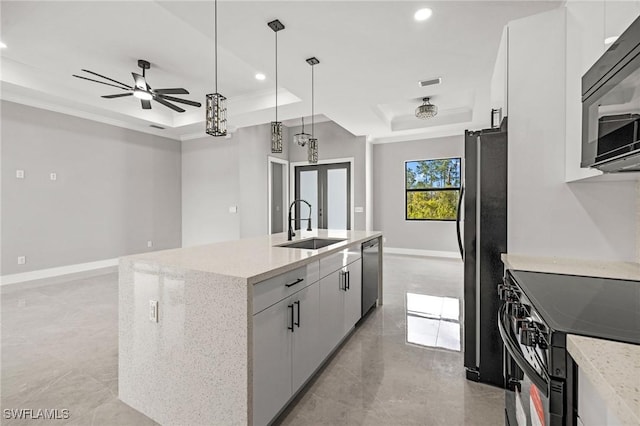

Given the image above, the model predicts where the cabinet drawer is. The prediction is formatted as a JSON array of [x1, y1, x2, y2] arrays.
[[253, 262, 320, 315], [319, 245, 361, 279]]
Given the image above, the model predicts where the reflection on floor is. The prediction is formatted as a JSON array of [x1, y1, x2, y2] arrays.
[[406, 293, 461, 351], [1, 254, 503, 426]]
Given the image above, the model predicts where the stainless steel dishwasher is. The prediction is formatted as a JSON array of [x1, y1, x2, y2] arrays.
[[361, 238, 379, 316]]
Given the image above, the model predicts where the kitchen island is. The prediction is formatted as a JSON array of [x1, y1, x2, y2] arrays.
[[119, 230, 382, 426]]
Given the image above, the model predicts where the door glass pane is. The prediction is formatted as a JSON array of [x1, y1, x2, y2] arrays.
[[298, 170, 318, 230], [327, 168, 347, 230], [271, 163, 283, 234]]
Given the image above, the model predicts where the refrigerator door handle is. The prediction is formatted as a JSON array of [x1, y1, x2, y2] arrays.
[[456, 185, 464, 260]]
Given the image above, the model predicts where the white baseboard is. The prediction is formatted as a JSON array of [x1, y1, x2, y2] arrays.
[[384, 247, 461, 259], [0, 258, 119, 286]]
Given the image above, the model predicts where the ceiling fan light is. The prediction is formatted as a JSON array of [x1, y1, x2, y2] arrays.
[[415, 97, 438, 119], [133, 88, 153, 101], [206, 92, 227, 137]]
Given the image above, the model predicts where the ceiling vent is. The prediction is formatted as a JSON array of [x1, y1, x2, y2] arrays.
[[418, 77, 442, 88]]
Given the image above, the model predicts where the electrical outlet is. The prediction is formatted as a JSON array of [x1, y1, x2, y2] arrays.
[[229, 206, 238, 213], [16, 170, 24, 179], [17, 256, 26, 265], [147, 240, 153, 248], [50, 172, 57, 181], [149, 300, 158, 323]]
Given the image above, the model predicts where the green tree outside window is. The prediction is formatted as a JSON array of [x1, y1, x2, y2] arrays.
[[405, 158, 461, 220]]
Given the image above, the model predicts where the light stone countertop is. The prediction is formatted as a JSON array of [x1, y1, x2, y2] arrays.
[[567, 335, 640, 426], [502, 253, 640, 425], [123, 229, 382, 284], [501, 253, 640, 281]]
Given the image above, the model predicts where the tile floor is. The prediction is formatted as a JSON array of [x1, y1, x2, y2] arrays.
[[1, 254, 504, 425]]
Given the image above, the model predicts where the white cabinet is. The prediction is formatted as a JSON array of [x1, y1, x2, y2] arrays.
[[343, 258, 362, 334], [253, 297, 294, 426], [253, 252, 363, 426], [318, 258, 362, 360], [253, 281, 320, 426]]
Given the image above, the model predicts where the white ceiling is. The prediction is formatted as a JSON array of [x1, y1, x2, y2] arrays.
[[0, 1, 560, 143]]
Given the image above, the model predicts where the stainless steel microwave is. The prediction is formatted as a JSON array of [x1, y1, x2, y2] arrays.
[[582, 15, 640, 172]]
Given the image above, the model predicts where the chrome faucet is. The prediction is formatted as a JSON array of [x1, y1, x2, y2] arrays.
[[288, 199, 312, 241]]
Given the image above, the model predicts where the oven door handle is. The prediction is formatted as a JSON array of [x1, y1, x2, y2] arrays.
[[498, 305, 550, 398]]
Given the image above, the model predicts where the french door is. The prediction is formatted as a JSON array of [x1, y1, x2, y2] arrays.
[[294, 162, 351, 230]]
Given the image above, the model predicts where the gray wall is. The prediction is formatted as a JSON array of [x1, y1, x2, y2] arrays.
[[507, 9, 637, 261], [373, 135, 463, 253], [1, 101, 182, 275], [181, 123, 289, 247], [288, 121, 366, 230]]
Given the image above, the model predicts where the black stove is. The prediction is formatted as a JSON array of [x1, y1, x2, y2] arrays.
[[508, 270, 640, 345], [499, 269, 640, 426]]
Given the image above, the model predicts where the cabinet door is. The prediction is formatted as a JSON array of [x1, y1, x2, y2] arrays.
[[344, 258, 362, 333], [291, 282, 321, 393], [253, 298, 293, 426], [318, 271, 345, 360]]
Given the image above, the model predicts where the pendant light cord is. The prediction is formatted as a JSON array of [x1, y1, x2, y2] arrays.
[[214, 0, 218, 93], [275, 30, 278, 123], [311, 64, 314, 137]]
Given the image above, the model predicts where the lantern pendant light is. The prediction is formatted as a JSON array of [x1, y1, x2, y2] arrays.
[[206, 0, 227, 137], [307, 57, 319, 163], [268, 19, 285, 153]]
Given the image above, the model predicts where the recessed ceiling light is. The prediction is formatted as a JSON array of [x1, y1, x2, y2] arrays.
[[414, 8, 433, 22], [255, 73, 266, 81], [605, 36, 618, 45], [0, 41, 6, 49]]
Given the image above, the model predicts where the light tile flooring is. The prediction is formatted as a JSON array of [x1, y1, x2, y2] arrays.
[[2, 254, 503, 425]]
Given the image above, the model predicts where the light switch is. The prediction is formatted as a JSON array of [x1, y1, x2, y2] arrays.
[[16, 170, 24, 179], [149, 300, 158, 323], [229, 206, 238, 213]]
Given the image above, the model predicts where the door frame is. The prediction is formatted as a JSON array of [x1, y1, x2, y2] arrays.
[[268, 156, 290, 235], [289, 157, 355, 230]]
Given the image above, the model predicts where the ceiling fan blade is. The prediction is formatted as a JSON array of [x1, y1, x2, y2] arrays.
[[132, 73, 147, 90], [154, 97, 185, 113], [157, 94, 202, 107], [81, 69, 132, 89], [154, 88, 189, 95], [73, 74, 130, 91], [102, 93, 133, 99], [141, 99, 152, 110]]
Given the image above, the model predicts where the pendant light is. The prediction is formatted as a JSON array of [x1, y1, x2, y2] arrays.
[[293, 117, 310, 147], [268, 19, 285, 153], [205, 0, 227, 137], [307, 57, 319, 163], [415, 97, 437, 119]]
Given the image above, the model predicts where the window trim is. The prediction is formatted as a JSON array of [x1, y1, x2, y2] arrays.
[[404, 157, 462, 222]]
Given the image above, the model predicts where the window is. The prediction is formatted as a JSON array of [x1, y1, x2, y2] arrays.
[[405, 157, 461, 221]]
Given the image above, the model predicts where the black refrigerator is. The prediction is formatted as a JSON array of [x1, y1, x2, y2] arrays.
[[456, 118, 507, 388]]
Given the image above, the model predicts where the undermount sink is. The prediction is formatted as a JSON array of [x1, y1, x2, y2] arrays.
[[277, 238, 346, 250]]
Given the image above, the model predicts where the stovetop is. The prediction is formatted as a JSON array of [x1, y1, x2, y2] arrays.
[[508, 270, 640, 345]]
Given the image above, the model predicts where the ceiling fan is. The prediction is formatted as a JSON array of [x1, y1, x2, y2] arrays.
[[73, 59, 201, 113]]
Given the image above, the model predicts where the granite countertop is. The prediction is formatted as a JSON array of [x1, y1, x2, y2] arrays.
[[568, 335, 640, 426], [122, 229, 382, 284], [502, 253, 640, 425]]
